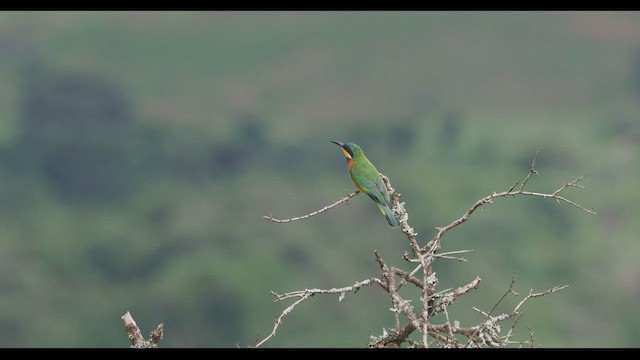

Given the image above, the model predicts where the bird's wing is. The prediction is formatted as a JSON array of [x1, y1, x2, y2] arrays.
[[372, 175, 392, 206], [350, 160, 391, 206], [358, 175, 390, 207]]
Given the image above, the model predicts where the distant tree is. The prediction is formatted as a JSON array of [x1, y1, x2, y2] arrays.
[[439, 111, 461, 148], [16, 64, 139, 204]]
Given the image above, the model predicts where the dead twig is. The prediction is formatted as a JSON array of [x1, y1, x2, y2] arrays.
[[121, 311, 164, 348], [255, 293, 313, 348], [263, 191, 359, 223], [464, 276, 568, 348], [429, 152, 594, 251], [254, 276, 386, 348], [453, 276, 482, 299]]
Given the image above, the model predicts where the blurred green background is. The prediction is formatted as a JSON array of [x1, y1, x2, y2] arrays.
[[0, 11, 638, 347]]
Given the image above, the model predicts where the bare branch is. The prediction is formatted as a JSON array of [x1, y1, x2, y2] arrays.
[[430, 249, 473, 262], [255, 276, 386, 348], [255, 292, 312, 348], [121, 311, 164, 348], [373, 250, 392, 292], [263, 190, 359, 223], [519, 148, 541, 192], [392, 267, 425, 289], [381, 174, 422, 255], [122, 311, 144, 346], [505, 312, 523, 344], [526, 326, 536, 348], [442, 306, 457, 347], [420, 255, 432, 348], [463, 277, 568, 348], [512, 284, 569, 315], [369, 322, 416, 348], [149, 324, 165, 347], [488, 273, 518, 316], [453, 276, 482, 299], [388, 268, 423, 330], [271, 277, 385, 302], [395, 262, 424, 292], [517, 189, 595, 214], [430, 151, 595, 249], [258, 150, 589, 348]]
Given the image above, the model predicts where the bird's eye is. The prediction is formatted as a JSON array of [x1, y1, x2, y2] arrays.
[[345, 145, 354, 157]]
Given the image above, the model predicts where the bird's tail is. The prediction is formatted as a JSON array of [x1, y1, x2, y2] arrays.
[[377, 203, 400, 227]]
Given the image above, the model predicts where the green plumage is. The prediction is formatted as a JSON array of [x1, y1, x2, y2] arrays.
[[331, 141, 400, 227]]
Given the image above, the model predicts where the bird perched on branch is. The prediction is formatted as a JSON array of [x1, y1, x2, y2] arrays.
[[331, 141, 399, 227]]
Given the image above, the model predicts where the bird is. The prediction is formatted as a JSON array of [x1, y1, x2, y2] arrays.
[[331, 141, 400, 227]]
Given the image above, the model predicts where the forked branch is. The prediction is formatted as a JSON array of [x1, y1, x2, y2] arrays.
[[121, 311, 164, 348]]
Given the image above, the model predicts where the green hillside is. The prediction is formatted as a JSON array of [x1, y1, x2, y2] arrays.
[[0, 11, 638, 347]]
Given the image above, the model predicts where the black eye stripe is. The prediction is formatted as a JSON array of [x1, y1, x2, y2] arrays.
[[344, 145, 354, 157]]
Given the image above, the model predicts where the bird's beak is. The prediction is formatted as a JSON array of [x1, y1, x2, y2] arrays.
[[331, 140, 352, 159]]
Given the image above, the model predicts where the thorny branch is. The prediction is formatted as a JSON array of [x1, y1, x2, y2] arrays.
[[257, 150, 593, 348]]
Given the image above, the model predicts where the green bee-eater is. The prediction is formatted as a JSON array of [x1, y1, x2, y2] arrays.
[[331, 141, 400, 227]]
